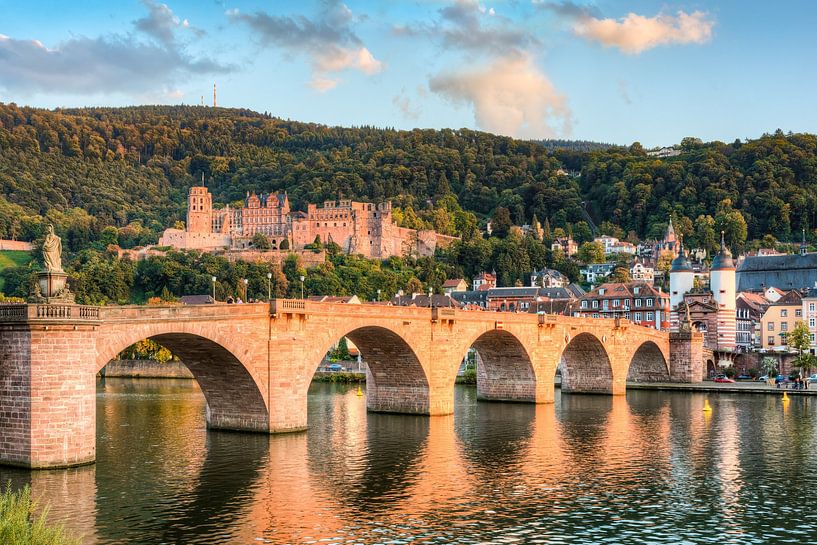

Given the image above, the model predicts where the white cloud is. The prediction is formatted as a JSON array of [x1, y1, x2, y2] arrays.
[[572, 10, 714, 54], [227, 0, 382, 91], [429, 55, 571, 138], [392, 89, 421, 120]]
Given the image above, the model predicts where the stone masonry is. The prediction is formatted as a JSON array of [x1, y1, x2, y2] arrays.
[[0, 300, 700, 468]]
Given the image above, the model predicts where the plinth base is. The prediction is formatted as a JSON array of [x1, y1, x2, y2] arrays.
[[29, 270, 75, 303]]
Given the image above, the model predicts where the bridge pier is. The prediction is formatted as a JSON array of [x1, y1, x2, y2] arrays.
[[0, 307, 99, 468]]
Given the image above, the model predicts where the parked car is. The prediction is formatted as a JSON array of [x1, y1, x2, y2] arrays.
[[736, 373, 753, 380], [809, 374, 817, 384], [714, 375, 735, 383], [757, 375, 769, 382], [328, 363, 344, 372], [775, 374, 788, 385]]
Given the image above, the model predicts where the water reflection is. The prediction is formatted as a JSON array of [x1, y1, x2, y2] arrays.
[[3, 379, 817, 544]]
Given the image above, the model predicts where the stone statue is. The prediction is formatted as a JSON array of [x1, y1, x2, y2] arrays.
[[42, 224, 63, 272]]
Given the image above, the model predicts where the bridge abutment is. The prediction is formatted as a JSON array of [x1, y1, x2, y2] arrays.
[[669, 330, 705, 382]]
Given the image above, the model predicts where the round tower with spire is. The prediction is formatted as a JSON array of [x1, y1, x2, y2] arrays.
[[710, 231, 737, 351], [669, 235, 694, 309]]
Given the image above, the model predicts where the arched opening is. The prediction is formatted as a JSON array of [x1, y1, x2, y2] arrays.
[[466, 330, 536, 403], [559, 333, 613, 394], [627, 341, 670, 383], [706, 359, 716, 378], [322, 326, 429, 415], [99, 333, 269, 432]]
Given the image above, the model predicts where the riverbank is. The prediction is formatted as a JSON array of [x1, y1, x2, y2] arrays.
[[100, 360, 193, 379], [627, 381, 817, 396]]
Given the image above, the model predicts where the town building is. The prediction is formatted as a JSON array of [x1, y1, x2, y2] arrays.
[[803, 288, 817, 355], [160, 186, 456, 259], [442, 279, 468, 295], [581, 263, 614, 285], [529, 268, 568, 288], [760, 290, 803, 351], [763, 286, 787, 303], [472, 271, 497, 291], [630, 259, 655, 285], [736, 291, 770, 351], [551, 236, 578, 257], [646, 146, 681, 158], [572, 282, 669, 330], [595, 235, 636, 256], [736, 236, 817, 291], [450, 285, 583, 313]]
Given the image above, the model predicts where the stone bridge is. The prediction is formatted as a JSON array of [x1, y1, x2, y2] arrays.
[[0, 300, 702, 468]]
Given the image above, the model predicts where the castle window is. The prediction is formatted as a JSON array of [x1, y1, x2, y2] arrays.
[[781, 309, 788, 317]]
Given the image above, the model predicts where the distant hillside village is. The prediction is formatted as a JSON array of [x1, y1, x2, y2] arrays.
[[153, 186, 458, 260]]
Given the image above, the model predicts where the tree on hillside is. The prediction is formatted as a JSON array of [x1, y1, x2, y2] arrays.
[[252, 233, 271, 250], [609, 266, 631, 283], [576, 241, 605, 264], [491, 207, 512, 238]]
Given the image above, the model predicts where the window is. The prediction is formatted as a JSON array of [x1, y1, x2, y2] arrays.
[[592, 313, 599, 319], [796, 309, 802, 317], [592, 300, 599, 309], [613, 299, 620, 308], [635, 299, 642, 308], [625, 312, 631, 319], [603, 300, 609, 310], [781, 322, 788, 332], [646, 312, 654, 321], [581, 300, 588, 309], [811, 333, 816, 343], [646, 298, 654, 307], [634, 287, 640, 295], [635, 312, 642, 322], [768, 322, 775, 331], [781, 309, 788, 317], [599, 288, 606, 295], [810, 303, 815, 312], [810, 318, 816, 328], [768, 336, 775, 345]]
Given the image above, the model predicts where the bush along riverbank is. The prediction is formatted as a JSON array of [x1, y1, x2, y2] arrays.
[[312, 371, 366, 383], [0, 484, 79, 545], [456, 369, 477, 385]]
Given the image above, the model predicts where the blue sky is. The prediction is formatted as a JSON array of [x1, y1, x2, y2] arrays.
[[1, 0, 815, 147]]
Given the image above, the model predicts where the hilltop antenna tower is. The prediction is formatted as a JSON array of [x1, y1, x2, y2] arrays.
[[213, 82, 217, 108]]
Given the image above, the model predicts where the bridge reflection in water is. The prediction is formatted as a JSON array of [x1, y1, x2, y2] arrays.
[[2, 380, 816, 544]]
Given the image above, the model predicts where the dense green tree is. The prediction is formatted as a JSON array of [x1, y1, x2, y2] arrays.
[[576, 241, 605, 264], [252, 233, 271, 250]]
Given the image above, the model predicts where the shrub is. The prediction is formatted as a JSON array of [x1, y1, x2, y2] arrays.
[[0, 483, 79, 545]]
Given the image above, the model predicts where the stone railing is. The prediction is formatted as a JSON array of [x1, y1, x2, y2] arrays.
[[270, 299, 307, 316], [0, 303, 101, 323]]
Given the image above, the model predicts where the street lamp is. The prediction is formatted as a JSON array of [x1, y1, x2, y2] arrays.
[[376, 288, 381, 302], [428, 287, 433, 309], [267, 272, 272, 301], [242, 278, 248, 302], [211, 276, 217, 302], [300, 275, 305, 299]]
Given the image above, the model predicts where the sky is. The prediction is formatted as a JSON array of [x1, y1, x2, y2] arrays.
[[0, 0, 815, 147]]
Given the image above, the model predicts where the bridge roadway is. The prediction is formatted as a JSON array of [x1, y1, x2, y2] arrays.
[[0, 300, 700, 468]]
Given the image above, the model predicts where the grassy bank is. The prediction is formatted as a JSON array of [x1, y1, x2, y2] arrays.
[[0, 250, 31, 292], [0, 484, 79, 545], [312, 371, 366, 383], [456, 369, 477, 384]]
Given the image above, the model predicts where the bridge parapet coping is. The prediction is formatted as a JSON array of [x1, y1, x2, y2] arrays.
[[0, 303, 101, 324]]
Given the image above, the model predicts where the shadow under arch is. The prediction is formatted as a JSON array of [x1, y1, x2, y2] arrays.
[[340, 326, 431, 414], [470, 329, 536, 402], [627, 341, 670, 383], [560, 332, 613, 394], [100, 333, 269, 432]]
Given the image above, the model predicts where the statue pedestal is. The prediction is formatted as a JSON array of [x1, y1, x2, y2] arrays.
[[29, 271, 75, 303]]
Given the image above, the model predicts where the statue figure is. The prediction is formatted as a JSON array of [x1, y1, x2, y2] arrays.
[[42, 224, 63, 272]]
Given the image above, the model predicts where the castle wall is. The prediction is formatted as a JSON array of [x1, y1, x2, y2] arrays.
[[158, 229, 231, 250]]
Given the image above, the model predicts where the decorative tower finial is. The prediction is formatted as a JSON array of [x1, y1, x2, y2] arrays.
[[801, 227, 808, 255]]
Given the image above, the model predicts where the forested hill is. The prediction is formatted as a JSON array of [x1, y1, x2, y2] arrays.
[[0, 103, 816, 253]]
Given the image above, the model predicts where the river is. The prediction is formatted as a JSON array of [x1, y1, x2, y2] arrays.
[[2, 378, 817, 544]]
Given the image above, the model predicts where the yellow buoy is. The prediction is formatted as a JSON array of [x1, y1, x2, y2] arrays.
[[783, 391, 790, 402], [356, 385, 364, 397], [703, 399, 712, 412]]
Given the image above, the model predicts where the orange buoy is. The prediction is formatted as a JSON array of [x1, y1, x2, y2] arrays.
[[356, 385, 364, 397], [783, 391, 790, 402]]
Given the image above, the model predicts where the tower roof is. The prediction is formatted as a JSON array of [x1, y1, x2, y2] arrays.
[[670, 238, 692, 272], [711, 231, 735, 270]]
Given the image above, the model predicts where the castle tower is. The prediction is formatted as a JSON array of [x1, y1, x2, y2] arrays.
[[187, 186, 213, 234], [710, 231, 736, 351], [669, 236, 694, 331]]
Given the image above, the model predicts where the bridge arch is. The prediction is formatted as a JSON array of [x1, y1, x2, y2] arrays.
[[626, 340, 670, 383], [559, 332, 613, 394], [466, 329, 536, 403], [318, 325, 431, 415], [97, 330, 269, 432]]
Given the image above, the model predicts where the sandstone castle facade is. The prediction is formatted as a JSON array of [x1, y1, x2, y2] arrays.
[[159, 186, 457, 259]]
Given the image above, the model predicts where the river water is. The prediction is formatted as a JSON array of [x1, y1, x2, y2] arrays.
[[3, 379, 817, 544]]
